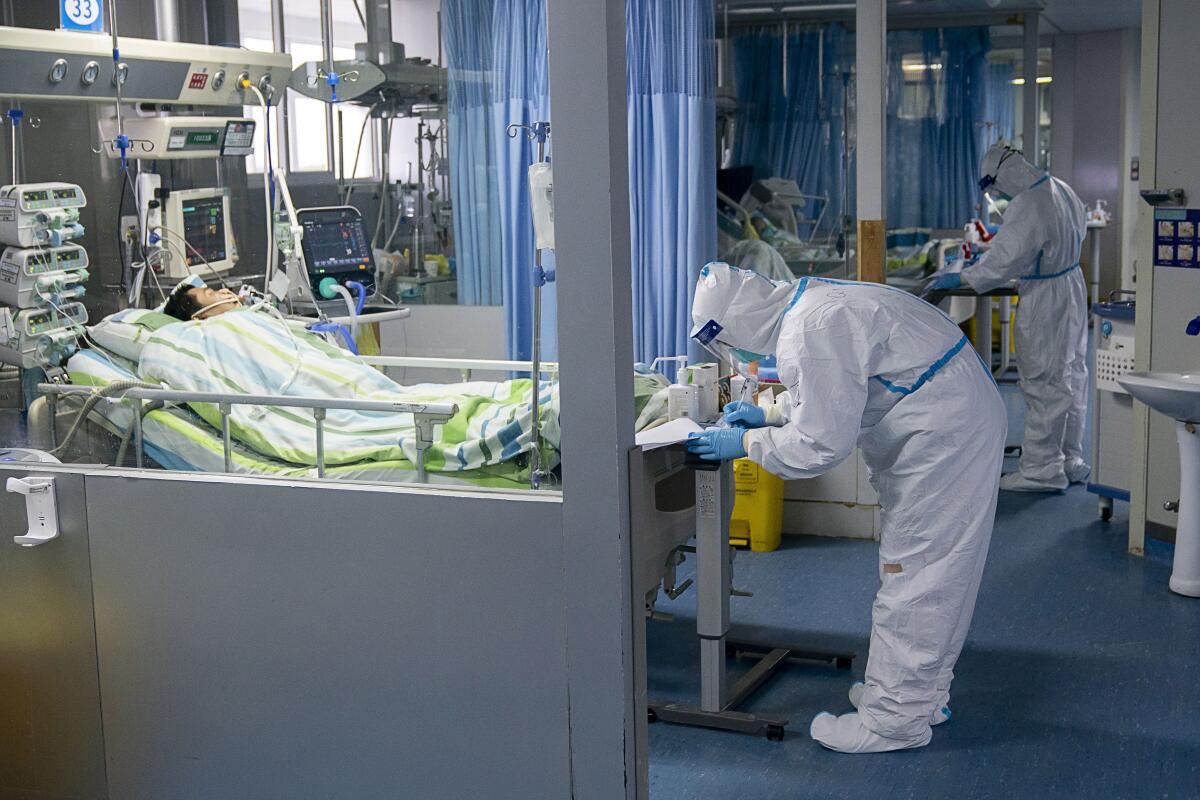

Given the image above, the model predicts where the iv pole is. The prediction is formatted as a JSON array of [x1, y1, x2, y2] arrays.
[[506, 121, 552, 490]]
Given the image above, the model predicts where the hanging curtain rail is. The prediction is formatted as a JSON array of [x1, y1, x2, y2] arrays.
[[720, 9, 1034, 31]]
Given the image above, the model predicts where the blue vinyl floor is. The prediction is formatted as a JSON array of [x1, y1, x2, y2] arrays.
[[646, 380, 1200, 800]]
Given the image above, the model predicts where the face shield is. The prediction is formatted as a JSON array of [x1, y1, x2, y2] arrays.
[[690, 319, 767, 377], [978, 146, 1018, 193]]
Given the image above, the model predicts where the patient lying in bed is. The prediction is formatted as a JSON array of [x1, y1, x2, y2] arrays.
[[144, 286, 557, 470]]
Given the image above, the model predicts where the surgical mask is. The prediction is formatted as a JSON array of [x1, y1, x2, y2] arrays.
[[731, 347, 767, 364]]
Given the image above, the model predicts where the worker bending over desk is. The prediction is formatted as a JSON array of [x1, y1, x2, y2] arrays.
[[931, 143, 1089, 493], [686, 263, 1005, 754]]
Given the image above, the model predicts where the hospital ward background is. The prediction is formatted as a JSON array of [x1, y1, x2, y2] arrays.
[[0, 0, 1197, 798]]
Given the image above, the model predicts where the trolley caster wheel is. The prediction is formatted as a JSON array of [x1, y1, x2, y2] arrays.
[[1101, 506, 1113, 522], [647, 708, 658, 724], [835, 657, 853, 671], [765, 724, 786, 742], [1099, 496, 1114, 522]]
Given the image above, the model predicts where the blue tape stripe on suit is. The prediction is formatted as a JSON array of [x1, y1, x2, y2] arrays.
[[873, 336, 970, 396]]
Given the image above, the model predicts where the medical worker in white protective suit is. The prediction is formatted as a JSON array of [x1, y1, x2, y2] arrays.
[[932, 143, 1089, 492], [686, 263, 1006, 753]]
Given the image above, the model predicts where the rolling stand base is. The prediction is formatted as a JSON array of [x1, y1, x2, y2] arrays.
[[648, 638, 854, 741]]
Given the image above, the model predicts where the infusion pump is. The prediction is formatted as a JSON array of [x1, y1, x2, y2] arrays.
[[0, 183, 90, 372], [0, 183, 86, 247], [0, 244, 89, 307], [0, 302, 87, 369]]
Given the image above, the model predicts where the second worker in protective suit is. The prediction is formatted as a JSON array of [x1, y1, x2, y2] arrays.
[[687, 263, 1006, 753], [954, 143, 1089, 492]]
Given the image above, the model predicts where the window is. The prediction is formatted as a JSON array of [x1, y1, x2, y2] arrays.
[[897, 54, 946, 121], [237, 0, 377, 179]]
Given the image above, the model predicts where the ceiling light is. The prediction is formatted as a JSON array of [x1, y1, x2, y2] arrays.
[[1010, 76, 1053, 85], [727, 6, 777, 14], [903, 63, 944, 71]]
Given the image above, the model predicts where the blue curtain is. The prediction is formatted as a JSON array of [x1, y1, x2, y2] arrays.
[[443, 0, 714, 362], [731, 25, 993, 231], [443, 0, 503, 305], [627, 0, 717, 363], [984, 61, 1016, 147], [489, 0, 556, 361], [886, 28, 990, 228], [730, 25, 853, 239]]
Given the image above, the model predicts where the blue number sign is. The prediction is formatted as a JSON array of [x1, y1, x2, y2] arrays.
[[60, 0, 105, 33]]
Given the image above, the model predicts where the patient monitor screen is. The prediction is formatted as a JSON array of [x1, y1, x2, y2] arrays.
[[181, 196, 228, 267], [298, 207, 377, 294]]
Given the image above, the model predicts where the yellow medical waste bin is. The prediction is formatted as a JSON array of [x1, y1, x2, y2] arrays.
[[730, 458, 783, 552]]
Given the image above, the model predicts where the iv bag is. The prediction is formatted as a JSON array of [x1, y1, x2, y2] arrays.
[[528, 162, 555, 251]]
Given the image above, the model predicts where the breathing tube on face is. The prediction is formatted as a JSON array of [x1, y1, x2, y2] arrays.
[[190, 297, 243, 320]]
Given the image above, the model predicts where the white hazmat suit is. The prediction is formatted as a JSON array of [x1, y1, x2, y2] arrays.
[[963, 144, 1089, 492], [690, 264, 1006, 752]]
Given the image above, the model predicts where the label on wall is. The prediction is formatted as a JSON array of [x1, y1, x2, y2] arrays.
[[1153, 209, 1200, 268], [60, 0, 104, 32]]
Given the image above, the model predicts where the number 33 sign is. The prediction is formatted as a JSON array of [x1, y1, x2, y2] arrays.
[[60, 0, 105, 32]]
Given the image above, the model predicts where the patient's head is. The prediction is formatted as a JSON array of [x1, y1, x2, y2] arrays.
[[163, 286, 242, 321]]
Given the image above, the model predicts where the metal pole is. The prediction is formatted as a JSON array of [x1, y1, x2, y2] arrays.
[[364, 0, 394, 66], [1090, 228, 1102, 308], [133, 400, 144, 468], [528, 133, 546, 490], [337, 107, 345, 189], [154, 0, 180, 42], [781, 20, 788, 99], [107, 0, 125, 139], [46, 392, 57, 448], [855, 0, 887, 284], [271, 0, 291, 173], [314, 408, 326, 478], [220, 402, 232, 472], [9, 114, 16, 184], [320, 0, 337, 175], [1022, 12, 1040, 165], [379, 115, 391, 250], [696, 465, 732, 712], [413, 120, 425, 273]]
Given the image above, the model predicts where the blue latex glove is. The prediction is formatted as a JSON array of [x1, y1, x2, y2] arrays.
[[931, 272, 962, 291], [724, 401, 766, 429], [687, 428, 747, 461]]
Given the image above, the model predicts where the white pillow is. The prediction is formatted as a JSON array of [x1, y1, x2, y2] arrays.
[[87, 308, 181, 362]]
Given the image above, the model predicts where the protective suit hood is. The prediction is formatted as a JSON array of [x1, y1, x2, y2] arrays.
[[690, 262, 796, 358], [979, 143, 1044, 199]]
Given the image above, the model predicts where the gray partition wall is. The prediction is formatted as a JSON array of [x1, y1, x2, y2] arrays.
[[0, 467, 581, 799], [548, 0, 642, 796]]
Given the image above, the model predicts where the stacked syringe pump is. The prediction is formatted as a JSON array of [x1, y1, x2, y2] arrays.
[[0, 182, 89, 374]]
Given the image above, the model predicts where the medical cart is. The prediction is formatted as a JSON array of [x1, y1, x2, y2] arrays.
[[1089, 298, 1136, 520]]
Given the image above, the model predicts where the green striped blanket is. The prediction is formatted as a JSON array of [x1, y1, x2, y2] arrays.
[[137, 309, 559, 471]]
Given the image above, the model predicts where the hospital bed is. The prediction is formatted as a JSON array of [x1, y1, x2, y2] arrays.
[[29, 349, 549, 489]]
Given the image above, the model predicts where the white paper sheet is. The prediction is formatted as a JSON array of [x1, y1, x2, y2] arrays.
[[634, 417, 705, 450]]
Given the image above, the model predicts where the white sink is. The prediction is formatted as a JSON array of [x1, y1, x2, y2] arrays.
[[1120, 371, 1200, 597], [1119, 371, 1200, 423]]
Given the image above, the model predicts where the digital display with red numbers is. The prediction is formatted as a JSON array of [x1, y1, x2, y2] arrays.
[[188, 72, 209, 90]]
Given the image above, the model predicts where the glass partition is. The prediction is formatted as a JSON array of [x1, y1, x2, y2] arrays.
[[0, 0, 569, 497]]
